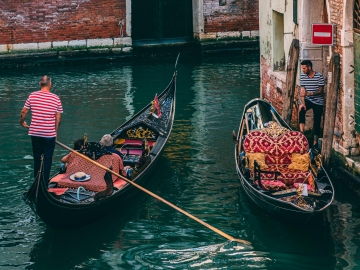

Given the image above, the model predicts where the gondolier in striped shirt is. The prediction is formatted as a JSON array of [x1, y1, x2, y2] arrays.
[[299, 60, 325, 149], [19, 75, 63, 184]]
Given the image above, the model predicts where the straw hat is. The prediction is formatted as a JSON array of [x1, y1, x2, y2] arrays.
[[69, 172, 91, 181]]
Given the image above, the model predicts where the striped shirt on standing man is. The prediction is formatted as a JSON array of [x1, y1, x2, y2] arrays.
[[300, 71, 325, 105], [24, 90, 63, 137]]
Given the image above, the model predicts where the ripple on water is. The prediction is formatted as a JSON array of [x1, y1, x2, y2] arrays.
[[116, 241, 270, 269]]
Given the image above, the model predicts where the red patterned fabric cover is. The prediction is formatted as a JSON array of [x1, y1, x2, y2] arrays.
[[243, 131, 309, 165], [244, 131, 311, 188], [250, 165, 311, 186], [260, 180, 286, 191], [50, 153, 125, 192]]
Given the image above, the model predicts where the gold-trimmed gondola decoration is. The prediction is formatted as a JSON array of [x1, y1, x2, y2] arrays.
[[310, 153, 322, 176], [126, 126, 156, 139]]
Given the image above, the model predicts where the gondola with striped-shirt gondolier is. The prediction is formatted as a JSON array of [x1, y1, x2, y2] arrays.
[[19, 75, 63, 185], [298, 60, 325, 149]]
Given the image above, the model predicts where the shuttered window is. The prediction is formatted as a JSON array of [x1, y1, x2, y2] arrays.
[[355, 0, 360, 33], [293, 0, 298, 25], [354, 0, 360, 132]]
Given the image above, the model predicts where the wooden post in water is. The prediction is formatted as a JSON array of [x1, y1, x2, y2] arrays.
[[282, 39, 300, 125], [322, 53, 340, 168]]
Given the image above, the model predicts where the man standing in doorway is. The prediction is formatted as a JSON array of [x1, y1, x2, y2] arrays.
[[298, 60, 325, 149], [19, 75, 63, 185]]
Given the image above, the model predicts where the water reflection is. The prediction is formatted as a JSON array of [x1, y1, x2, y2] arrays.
[[1, 53, 360, 269]]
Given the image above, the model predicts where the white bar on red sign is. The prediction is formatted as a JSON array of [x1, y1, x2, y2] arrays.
[[314, 32, 331, 37]]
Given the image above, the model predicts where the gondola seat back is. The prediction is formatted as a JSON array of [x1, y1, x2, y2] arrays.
[[50, 153, 124, 192], [243, 131, 311, 189], [113, 123, 158, 166]]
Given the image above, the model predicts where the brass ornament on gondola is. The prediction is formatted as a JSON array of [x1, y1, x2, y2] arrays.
[[126, 126, 156, 139], [310, 153, 322, 176]]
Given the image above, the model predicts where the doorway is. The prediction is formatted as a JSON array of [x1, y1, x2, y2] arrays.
[[131, 0, 193, 44]]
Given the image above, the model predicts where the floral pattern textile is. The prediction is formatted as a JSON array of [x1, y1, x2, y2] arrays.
[[243, 131, 309, 165], [244, 131, 312, 188]]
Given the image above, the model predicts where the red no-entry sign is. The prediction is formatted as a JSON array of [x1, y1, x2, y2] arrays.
[[311, 24, 334, 45]]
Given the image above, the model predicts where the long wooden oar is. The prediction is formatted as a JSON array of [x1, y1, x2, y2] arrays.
[[56, 140, 251, 245]]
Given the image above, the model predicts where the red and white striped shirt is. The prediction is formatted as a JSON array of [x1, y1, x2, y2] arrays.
[[24, 90, 63, 137]]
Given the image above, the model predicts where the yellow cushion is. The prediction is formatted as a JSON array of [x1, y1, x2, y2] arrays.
[[246, 153, 268, 170], [288, 153, 310, 171]]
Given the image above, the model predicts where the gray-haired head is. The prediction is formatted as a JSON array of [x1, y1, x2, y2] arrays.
[[101, 134, 113, 147], [39, 75, 52, 88]]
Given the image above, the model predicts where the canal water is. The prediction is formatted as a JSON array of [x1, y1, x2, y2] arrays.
[[1, 53, 360, 269]]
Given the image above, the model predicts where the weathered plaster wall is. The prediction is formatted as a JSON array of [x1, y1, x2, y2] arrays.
[[260, 0, 359, 155], [259, 1, 295, 113], [329, 0, 346, 153], [260, 55, 285, 112], [259, 0, 285, 116], [260, 0, 324, 130], [328, 0, 359, 155]]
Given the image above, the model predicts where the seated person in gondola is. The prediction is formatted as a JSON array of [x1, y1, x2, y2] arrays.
[[52, 137, 129, 191], [62, 138, 84, 163], [100, 134, 124, 159], [60, 136, 128, 178], [100, 134, 133, 177]]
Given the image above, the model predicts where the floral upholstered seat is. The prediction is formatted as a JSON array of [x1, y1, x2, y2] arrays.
[[243, 131, 312, 189]]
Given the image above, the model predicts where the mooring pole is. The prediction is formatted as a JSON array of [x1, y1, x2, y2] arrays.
[[322, 53, 340, 168], [282, 39, 300, 125]]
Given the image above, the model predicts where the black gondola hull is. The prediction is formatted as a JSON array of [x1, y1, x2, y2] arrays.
[[235, 98, 334, 226], [24, 150, 164, 229], [23, 67, 177, 230]]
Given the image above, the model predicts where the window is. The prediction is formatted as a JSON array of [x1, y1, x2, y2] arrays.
[[293, 0, 298, 25], [273, 11, 285, 71], [354, 0, 360, 33]]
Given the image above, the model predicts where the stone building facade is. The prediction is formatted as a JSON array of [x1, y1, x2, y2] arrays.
[[259, 0, 360, 177], [0, 0, 259, 56]]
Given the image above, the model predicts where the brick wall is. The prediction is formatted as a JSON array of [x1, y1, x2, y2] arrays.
[[0, 0, 126, 44], [203, 0, 259, 33], [329, 0, 345, 147], [261, 55, 285, 113]]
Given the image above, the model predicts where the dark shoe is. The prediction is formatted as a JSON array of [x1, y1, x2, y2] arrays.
[[311, 145, 320, 155]]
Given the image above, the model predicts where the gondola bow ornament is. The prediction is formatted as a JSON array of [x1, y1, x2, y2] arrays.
[[153, 94, 162, 118]]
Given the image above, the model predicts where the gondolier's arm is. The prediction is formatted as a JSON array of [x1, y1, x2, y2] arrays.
[[19, 108, 29, 129], [55, 112, 62, 134]]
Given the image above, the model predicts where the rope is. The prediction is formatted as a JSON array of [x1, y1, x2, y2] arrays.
[[77, 186, 86, 201]]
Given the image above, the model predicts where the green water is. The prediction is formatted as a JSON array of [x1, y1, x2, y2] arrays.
[[0, 53, 360, 269]]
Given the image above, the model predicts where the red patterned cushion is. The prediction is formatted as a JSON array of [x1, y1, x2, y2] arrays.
[[260, 180, 286, 191], [244, 131, 311, 189], [243, 131, 309, 166], [250, 165, 312, 187]]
